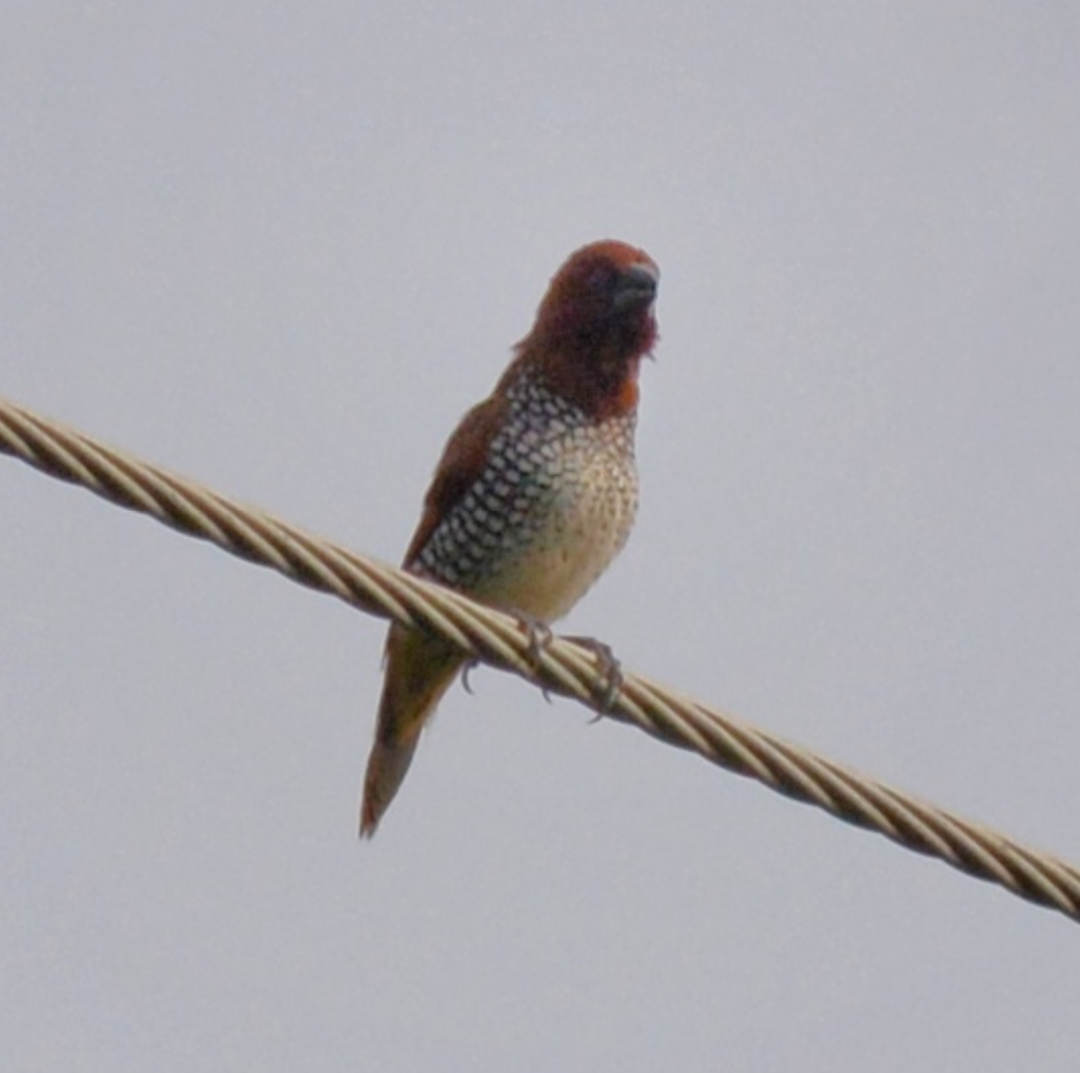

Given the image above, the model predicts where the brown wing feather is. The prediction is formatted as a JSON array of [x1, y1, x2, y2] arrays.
[[402, 388, 510, 568]]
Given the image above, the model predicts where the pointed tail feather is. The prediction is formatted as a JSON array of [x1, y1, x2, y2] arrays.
[[360, 733, 423, 837], [360, 625, 465, 837]]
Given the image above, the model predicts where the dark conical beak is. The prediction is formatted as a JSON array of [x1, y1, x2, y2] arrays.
[[613, 262, 659, 311]]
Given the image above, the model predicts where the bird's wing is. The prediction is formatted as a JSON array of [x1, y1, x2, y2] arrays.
[[401, 389, 509, 569]]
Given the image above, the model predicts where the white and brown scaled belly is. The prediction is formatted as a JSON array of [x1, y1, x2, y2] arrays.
[[413, 376, 638, 623]]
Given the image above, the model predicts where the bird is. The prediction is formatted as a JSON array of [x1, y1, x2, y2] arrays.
[[360, 239, 660, 835]]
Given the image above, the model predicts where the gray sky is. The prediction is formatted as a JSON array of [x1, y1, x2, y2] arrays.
[[3, 3, 1079, 1069]]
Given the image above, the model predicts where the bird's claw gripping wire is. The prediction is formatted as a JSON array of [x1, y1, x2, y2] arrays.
[[565, 636, 623, 715], [462, 657, 480, 694], [461, 613, 555, 698], [518, 613, 555, 701]]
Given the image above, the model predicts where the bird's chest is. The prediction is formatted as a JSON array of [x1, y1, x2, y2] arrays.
[[481, 423, 639, 620], [420, 409, 638, 621]]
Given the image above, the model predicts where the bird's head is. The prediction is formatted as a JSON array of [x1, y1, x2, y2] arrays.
[[516, 240, 660, 417], [530, 240, 659, 353]]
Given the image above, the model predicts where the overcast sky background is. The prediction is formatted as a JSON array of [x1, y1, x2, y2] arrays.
[[2, 3, 1079, 1070]]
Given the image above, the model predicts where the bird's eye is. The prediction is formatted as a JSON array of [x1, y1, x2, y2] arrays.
[[584, 264, 615, 292]]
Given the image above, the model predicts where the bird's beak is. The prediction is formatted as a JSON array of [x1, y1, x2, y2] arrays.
[[613, 263, 659, 312]]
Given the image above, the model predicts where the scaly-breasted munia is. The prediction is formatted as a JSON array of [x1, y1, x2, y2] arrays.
[[361, 239, 660, 835]]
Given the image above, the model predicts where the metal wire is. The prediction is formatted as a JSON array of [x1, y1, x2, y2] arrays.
[[2, 392, 1078, 923]]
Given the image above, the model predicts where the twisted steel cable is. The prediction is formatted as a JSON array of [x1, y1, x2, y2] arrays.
[[2, 391, 1078, 923]]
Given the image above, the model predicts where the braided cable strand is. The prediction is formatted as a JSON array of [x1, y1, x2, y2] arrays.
[[2, 393, 1079, 923]]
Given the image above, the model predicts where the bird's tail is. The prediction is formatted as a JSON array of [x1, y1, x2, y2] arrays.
[[360, 624, 465, 837]]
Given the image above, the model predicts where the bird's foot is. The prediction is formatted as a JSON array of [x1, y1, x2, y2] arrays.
[[462, 657, 480, 695], [515, 613, 555, 701], [461, 613, 554, 697], [564, 636, 623, 716]]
